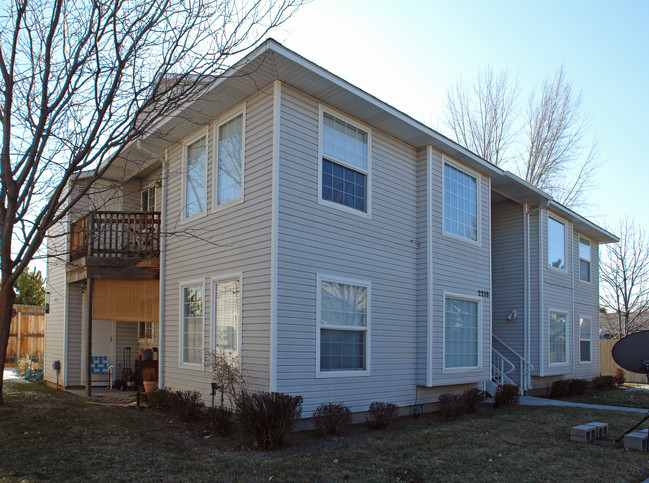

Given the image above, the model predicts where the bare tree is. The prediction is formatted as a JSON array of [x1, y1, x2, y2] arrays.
[[444, 66, 519, 167], [443, 65, 597, 208], [523, 66, 598, 207], [600, 218, 649, 338], [0, 0, 303, 403]]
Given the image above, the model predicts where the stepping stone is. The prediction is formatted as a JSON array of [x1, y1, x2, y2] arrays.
[[624, 432, 648, 451], [585, 422, 608, 438], [570, 425, 597, 442]]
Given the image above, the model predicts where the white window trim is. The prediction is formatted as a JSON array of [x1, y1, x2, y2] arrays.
[[547, 214, 569, 273], [178, 279, 206, 370], [442, 291, 482, 374], [441, 156, 481, 246], [315, 273, 371, 378], [578, 235, 592, 284], [317, 106, 372, 219], [579, 315, 592, 364], [210, 272, 243, 368], [212, 105, 246, 212], [181, 128, 209, 222], [548, 308, 569, 367]]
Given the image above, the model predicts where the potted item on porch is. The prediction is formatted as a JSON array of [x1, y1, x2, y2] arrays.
[[142, 367, 158, 395]]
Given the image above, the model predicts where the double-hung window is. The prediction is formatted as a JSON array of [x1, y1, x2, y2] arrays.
[[216, 114, 243, 206], [213, 277, 241, 357], [549, 311, 567, 364], [181, 284, 203, 365], [318, 277, 369, 374], [185, 136, 207, 218], [321, 112, 369, 213], [548, 218, 566, 269], [444, 296, 480, 369], [579, 317, 591, 362], [141, 185, 157, 212], [443, 162, 478, 241], [579, 237, 591, 282]]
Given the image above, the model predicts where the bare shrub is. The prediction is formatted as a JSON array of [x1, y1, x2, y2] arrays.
[[312, 402, 352, 437], [462, 388, 486, 413], [614, 368, 626, 386], [437, 393, 464, 420], [493, 384, 520, 408], [367, 402, 399, 429], [235, 392, 303, 450], [205, 350, 249, 408]]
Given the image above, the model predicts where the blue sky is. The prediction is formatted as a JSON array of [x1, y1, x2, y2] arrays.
[[275, 0, 649, 233]]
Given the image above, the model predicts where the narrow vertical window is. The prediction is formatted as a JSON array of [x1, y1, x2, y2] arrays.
[[444, 296, 479, 368], [213, 278, 240, 355], [443, 163, 478, 241], [217, 114, 243, 205], [181, 285, 203, 364], [185, 137, 206, 218], [548, 218, 565, 269], [319, 279, 368, 372], [321, 112, 368, 213], [549, 311, 567, 364], [579, 317, 591, 362], [579, 237, 591, 282]]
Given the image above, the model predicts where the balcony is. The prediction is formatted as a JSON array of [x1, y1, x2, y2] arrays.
[[67, 211, 161, 283]]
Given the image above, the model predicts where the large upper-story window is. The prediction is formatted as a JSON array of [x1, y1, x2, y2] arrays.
[[444, 295, 480, 369], [549, 311, 567, 364], [443, 163, 478, 241], [321, 112, 369, 213], [548, 217, 566, 270], [318, 276, 369, 374], [185, 136, 207, 218], [181, 283, 203, 365], [216, 114, 243, 206], [579, 237, 591, 282]]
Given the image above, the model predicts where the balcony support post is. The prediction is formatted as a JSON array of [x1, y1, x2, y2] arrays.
[[85, 278, 94, 397]]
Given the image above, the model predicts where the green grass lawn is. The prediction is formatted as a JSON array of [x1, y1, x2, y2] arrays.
[[2, 381, 649, 481]]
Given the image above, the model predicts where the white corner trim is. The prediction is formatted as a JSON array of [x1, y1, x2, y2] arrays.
[[426, 145, 434, 387], [270, 80, 281, 392]]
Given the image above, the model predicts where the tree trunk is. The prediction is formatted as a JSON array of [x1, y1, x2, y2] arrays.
[[0, 284, 16, 404]]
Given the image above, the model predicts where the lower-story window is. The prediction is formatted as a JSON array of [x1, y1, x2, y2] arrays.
[[181, 283, 203, 365], [549, 311, 567, 364], [213, 277, 241, 356], [318, 276, 369, 374], [579, 317, 591, 362], [444, 295, 480, 369]]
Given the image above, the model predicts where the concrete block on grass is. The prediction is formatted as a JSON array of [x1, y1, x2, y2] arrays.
[[585, 422, 608, 438], [570, 425, 597, 442], [624, 432, 648, 451]]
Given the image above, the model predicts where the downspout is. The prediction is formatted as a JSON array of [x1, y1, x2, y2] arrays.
[[136, 141, 167, 388], [158, 149, 168, 387], [523, 204, 530, 389], [527, 201, 550, 381]]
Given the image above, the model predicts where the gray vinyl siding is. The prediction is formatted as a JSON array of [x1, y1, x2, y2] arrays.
[[491, 200, 525, 384], [416, 149, 428, 386], [44, 219, 68, 386], [275, 86, 419, 413], [428, 149, 491, 387], [66, 283, 83, 386], [162, 86, 274, 400]]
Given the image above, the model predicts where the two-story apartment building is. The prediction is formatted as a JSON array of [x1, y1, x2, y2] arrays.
[[44, 40, 617, 412]]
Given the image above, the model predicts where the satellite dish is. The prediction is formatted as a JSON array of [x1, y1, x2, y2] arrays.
[[612, 331, 649, 377]]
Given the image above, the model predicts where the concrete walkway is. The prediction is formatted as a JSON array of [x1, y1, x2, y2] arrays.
[[520, 395, 649, 414]]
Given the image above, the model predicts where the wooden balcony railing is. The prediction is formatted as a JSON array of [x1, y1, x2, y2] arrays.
[[70, 211, 161, 261]]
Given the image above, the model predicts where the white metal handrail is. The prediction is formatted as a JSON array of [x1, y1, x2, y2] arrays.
[[492, 349, 516, 386], [493, 335, 534, 391]]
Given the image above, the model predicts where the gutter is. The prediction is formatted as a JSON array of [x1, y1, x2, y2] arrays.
[[158, 150, 168, 387]]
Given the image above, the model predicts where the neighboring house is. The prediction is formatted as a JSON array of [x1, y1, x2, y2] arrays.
[[43, 40, 617, 412]]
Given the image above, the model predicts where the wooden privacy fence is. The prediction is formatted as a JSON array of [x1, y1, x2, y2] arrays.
[[600, 338, 648, 384], [7, 304, 45, 364]]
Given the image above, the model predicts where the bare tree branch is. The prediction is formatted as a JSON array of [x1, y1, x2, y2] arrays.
[[0, 0, 305, 403]]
